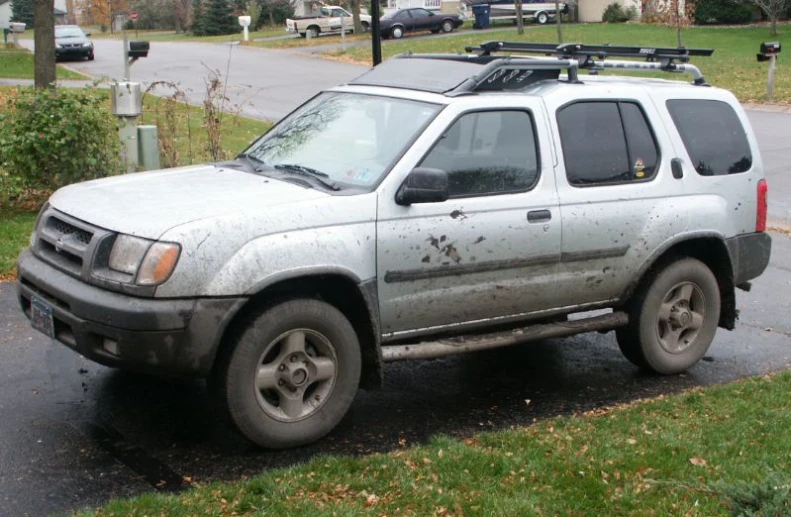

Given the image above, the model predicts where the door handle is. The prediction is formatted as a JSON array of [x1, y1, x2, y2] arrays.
[[671, 158, 684, 179], [527, 209, 552, 223]]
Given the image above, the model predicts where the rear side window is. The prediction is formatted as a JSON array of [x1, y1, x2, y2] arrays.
[[666, 100, 752, 176], [557, 101, 659, 186]]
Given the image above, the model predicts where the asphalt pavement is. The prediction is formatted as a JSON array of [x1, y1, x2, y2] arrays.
[[2, 40, 791, 516]]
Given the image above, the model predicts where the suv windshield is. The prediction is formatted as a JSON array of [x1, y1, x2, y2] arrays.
[[243, 92, 441, 188], [55, 27, 85, 38]]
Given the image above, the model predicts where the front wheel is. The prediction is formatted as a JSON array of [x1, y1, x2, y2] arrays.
[[536, 12, 549, 24], [87, 52, 95, 61], [441, 19, 454, 33], [616, 258, 721, 374], [361, 21, 370, 32], [211, 299, 361, 448]]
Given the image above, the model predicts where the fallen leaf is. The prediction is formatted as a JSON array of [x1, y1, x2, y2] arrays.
[[627, 438, 637, 445], [690, 457, 707, 467]]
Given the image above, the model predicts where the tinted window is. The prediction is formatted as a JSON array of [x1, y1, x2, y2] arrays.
[[419, 111, 540, 197], [557, 101, 659, 185], [667, 99, 752, 176], [395, 10, 411, 18], [412, 8, 431, 16]]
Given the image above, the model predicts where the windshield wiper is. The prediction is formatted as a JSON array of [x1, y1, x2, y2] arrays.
[[274, 163, 340, 191], [231, 153, 265, 173]]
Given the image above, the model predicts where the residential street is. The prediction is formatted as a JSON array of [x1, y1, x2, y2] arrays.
[[22, 39, 368, 121], [2, 39, 791, 516]]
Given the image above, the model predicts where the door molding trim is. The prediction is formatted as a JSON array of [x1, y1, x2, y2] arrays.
[[383, 244, 629, 283]]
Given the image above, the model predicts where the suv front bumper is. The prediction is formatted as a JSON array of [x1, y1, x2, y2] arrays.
[[16, 249, 245, 377]]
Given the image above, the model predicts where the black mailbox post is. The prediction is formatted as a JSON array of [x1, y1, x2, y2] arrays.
[[757, 41, 781, 100], [128, 41, 150, 59]]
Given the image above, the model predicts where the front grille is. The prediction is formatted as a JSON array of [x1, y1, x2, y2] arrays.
[[48, 217, 93, 245], [34, 209, 104, 279]]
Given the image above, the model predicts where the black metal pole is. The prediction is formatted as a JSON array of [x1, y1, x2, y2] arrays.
[[371, 0, 382, 65]]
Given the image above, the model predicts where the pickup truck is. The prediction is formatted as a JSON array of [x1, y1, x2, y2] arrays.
[[286, 6, 372, 38]]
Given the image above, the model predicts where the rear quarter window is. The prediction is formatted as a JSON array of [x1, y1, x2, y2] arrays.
[[666, 99, 752, 176]]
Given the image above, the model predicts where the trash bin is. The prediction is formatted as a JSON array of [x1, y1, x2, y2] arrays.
[[472, 4, 491, 30]]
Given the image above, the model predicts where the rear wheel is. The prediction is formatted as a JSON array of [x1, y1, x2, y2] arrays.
[[211, 299, 361, 448], [616, 258, 720, 374], [306, 26, 320, 38], [391, 25, 404, 38], [536, 11, 549, 24], [441, 19, 454, 33]]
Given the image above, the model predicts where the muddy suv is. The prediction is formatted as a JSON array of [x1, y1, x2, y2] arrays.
[[17, 42, 771, 448]]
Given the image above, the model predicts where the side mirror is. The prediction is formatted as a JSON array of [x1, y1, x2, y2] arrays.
[[396, 167, 449, 205], [85, 31, 92, 37]]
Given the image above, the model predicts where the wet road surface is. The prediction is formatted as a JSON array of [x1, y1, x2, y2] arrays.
[[2, 235, 790, 516]]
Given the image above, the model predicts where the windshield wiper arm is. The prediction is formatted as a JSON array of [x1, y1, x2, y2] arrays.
[[274, 163, 340, 191]]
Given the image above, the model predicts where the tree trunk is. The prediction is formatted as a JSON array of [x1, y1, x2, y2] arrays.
[[351, 0, 363, 33], [34, 0, 56, 88], [771, 13, 777, 36], [515, 0, 524, 35]]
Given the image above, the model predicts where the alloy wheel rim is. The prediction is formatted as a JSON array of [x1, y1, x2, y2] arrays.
[[253, 328, 337, 422]]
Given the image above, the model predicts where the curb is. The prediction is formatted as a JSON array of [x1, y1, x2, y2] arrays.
[[742, 103, 791, 114]]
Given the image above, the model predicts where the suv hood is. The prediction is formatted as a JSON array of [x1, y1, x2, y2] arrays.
[[49, 165, 329, 239]]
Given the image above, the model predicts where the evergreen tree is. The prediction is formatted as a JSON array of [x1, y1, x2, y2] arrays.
[[191, 0, 208, 35], [12, 0, 36, 25], [202, 0, 238, 35]]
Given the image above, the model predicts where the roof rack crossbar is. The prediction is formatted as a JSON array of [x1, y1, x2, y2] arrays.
[[452, 57, 580, 92], [465, 41, 714, 85]]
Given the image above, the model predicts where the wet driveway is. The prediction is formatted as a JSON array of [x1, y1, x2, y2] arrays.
[[1, 234, 790, 516]]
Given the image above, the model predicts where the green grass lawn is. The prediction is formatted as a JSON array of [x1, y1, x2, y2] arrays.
[[327, 23, 790, 103], [0, 87, 271, 278], [0, 47, 88, 80], [73, 369, 791, 516], [0, 210, 36, 280]]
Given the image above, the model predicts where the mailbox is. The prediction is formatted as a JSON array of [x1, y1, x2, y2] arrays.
[[10, 22, 26, 33], [238, 15, 251, 27], [128, 41, 150, 59], [757, 41, 781, 62]]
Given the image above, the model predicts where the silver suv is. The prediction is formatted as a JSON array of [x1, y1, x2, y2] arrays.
[[17, 43, 772, 448]]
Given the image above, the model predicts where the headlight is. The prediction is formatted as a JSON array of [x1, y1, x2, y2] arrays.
[[108, 234, 180, 286], [55, 43, 62, 49], [82, 42, 92, 48], [137, 242, 180, 285]]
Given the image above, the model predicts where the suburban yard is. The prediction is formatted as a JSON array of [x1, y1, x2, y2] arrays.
[[0, 47, 88, 80], [76, 371, 791, 516], [321, 23, 790, 103]]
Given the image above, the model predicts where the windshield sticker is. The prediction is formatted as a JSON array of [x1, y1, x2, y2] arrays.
[[634, 158, 645, 178]]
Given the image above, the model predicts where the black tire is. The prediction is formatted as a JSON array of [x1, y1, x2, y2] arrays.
[[88, 52, 95, 61], [361, 21, 370, 32], [441, 19, 454, 33], [211, 299, 361, 448], [391, 25, 404, 39], [536, 12, 549, 24], [306, 26, 320, 38], [616, 258, 720, 374]]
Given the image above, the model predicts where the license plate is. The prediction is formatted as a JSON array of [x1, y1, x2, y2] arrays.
[[31, 296, 55, 339]]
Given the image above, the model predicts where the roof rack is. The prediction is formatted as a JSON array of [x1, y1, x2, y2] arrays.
[[464, 41, 715, 85]]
